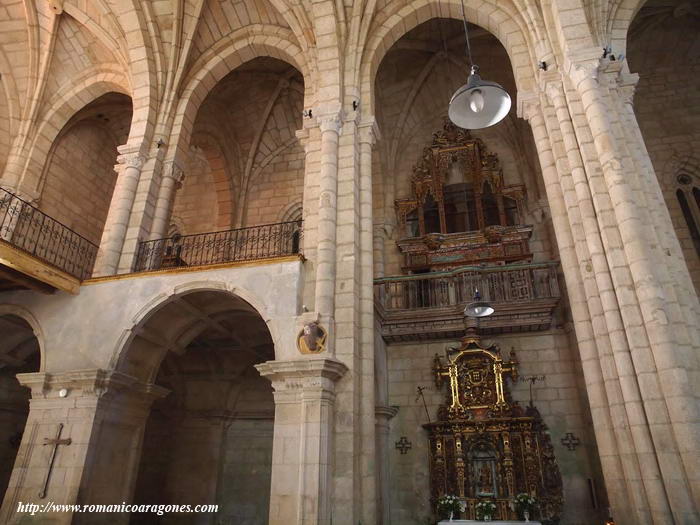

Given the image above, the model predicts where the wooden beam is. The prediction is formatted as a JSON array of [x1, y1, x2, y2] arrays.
[[0, 265, 56, 295], [0, 240, 80, 294]]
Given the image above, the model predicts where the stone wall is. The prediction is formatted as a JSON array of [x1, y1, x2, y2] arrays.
[[385, 329, 605, 525], [39, 122, 118, 244], [629, 10, 700, 292], [243, 143, 305, 226]]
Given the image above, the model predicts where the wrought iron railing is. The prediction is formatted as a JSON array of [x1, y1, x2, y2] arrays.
[[0, 187, 98, 280], [374, 262, 560, 312], [134, 220, 303, 272]]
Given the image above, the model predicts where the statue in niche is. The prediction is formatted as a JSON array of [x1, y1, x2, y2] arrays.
[[478, 463, 493, 494]]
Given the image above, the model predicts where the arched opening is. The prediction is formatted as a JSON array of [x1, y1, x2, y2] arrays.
[[370, 15, 605, 525], [171, 57, 305, 236], [38, 92, 133, 246], [627, 0, 700, 290], [373, 18, 551, 276], [0, 314, 40, 498], [125, 290, 275, 524]]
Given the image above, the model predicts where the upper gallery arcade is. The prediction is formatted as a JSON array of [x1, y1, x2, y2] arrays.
[[0, 1, 698, 524]]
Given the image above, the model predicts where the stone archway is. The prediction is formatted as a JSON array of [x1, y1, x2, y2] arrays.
[[0, 314, 41, 505], [119, 289, 277, 524]]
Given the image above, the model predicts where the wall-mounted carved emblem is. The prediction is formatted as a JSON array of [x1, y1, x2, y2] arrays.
[[297, 321, 327, 354], [395, 436, 412, 454]]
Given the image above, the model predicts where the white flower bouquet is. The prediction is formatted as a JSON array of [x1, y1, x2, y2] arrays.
[[475, 500, 496, 521], [437, 494, 465, 519]]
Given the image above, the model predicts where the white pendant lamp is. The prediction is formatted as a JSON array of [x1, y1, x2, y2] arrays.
[[463, 289, 494, 318], [448, 1, 511, 130]]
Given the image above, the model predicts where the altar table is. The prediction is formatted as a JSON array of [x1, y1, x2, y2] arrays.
[[438, 521, 541, 524]]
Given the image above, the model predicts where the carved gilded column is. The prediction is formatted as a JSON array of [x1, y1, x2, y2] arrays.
[[93, 145, 147, 276], [256, 358, 347, 525], [150, 160, 185, 240]]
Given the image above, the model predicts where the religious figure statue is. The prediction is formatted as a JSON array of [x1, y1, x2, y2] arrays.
[[478, 463, 493, 494]]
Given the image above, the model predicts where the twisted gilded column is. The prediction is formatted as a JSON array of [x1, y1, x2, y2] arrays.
[[93, 145, 146, 276]]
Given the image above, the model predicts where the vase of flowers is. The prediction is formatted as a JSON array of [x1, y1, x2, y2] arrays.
[[475, 500, 496, 521], [437, 495, 465, 521], [513, 493, 537, 522]]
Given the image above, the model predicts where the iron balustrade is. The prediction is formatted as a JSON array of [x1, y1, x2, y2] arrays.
[[0, 187, 98, 280], [374, 262, 560, 312], [134, 220, 303, 272]]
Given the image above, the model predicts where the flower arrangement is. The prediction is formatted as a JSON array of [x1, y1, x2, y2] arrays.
[[475, 500, 497, 521], [513, 493, 537, 520], [437, 495, 465, 520]]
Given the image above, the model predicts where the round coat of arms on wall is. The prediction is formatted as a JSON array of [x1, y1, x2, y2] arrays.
[[297, 321, 327, 354]]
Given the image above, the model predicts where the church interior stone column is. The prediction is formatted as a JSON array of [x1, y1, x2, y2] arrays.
[[93, 145, 147, 276], [149, 160, 185, 240], [0, 370, 167, 525], [375, 405, 398, 525], [256, 357, 347, 525]]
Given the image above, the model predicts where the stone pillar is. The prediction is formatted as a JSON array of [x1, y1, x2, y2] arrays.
[[543, 78, 671, 521], [0, 369, 167, 525], [375, 405, 398, 525], [570, 59, 700, 522], [358, 118, 379, 525], [256, 358, 347, 525], [314, 109, 343, 329], [372, 224, 387, 278], [149, 160, 185, 240], [522, 98, 637, 521], [93, 145, 147, 276]]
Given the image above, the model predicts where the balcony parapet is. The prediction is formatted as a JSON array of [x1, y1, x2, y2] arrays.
[[133, 220, 303, 273], [374, 262, 561, 342], [0, 188, 97, 293]]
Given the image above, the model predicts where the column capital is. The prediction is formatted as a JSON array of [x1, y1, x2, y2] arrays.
[[116, 152, 147, 170], [162, 159, 186, 184], [375, 405, 399, 421], [17, 369, 169, 405], [516, 90, 541, 122], [116, 143, 148, 169], [562, 46, 602, 84], [615, 71, 639, 106], [317, 112, 343, 134], [255, 357, 348, 394], [358, 117, 381, 146]]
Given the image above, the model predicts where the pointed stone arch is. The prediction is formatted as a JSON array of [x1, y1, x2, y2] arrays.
[[359, 0, 539, 115], [166, 26, 312, 168]]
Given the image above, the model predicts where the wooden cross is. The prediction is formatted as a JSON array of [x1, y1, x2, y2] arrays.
[[39, 423, 72, 498]]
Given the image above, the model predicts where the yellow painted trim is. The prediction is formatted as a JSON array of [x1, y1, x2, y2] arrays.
[[83, 254, 305, 285], [0, 240, 80, 294]]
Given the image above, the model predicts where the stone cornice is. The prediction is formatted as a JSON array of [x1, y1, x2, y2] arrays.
[[16, 369, 170, 402]]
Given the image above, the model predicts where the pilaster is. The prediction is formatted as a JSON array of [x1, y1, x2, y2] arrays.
[[256, 358, 348, 525], [0, 369, 167, 525]]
